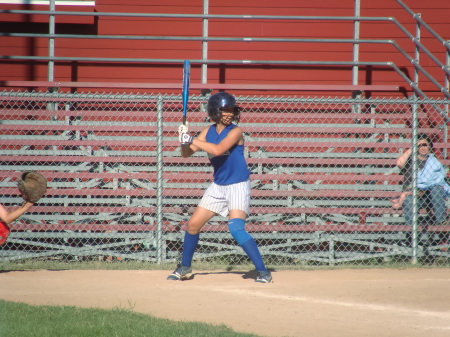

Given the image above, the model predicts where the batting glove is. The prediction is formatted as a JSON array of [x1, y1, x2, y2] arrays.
[[180, 133, 194, 145], [178, 123, 189, 142]]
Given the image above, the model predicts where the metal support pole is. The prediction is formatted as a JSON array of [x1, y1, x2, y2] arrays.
[[46, 0, 56, 112], [413, 14, 421, 97], [201, 0, 209, 85], [411, 99, 419, 264], [48, 0, 55, 82], [156, 94, 165, 264], [410, 16, 422, 264], [351, 0, 361, 108], [445, 41, 449, 159], [352, 0, 360, 87], [446, 41, 450, 94]]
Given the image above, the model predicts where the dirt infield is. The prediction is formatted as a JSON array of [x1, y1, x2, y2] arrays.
[[1, 268, 450, 337]]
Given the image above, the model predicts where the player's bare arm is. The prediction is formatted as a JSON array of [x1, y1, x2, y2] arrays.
[[0, 202, 33, 225], [396, 148, 412, 169], [191, 127, 243, 157]]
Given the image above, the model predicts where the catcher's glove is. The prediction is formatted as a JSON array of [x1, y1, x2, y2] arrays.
[[17, 171, 47, 203]]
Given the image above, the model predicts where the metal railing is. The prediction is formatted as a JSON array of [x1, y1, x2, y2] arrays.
[[0, 0, 449, 101]]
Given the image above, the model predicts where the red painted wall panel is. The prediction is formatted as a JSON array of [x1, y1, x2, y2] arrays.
[[0, 0, 448, 98]]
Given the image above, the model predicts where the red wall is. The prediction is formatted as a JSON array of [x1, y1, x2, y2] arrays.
[[0, 0, 449, 97]]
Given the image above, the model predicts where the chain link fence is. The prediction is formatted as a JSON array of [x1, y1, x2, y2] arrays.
[[1, 91, 449, 266]]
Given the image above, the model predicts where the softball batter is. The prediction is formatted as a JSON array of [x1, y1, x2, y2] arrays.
[[168, 91, 272, 283]]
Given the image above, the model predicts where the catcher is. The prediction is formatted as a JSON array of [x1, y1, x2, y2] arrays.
[[0, 171, 47, 246]]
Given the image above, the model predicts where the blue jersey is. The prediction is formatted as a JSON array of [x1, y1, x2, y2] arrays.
[[205, 123, 251, 185]]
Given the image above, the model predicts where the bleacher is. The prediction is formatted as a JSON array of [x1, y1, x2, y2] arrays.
[[1, 93, 449, 263]]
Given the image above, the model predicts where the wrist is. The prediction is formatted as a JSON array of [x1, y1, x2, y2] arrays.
[[23, 202, 33, 209]]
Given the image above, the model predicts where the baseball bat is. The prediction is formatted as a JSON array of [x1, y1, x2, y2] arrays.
[[182, 60, 191, 126]]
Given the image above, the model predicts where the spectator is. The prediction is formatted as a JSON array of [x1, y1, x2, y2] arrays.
[[391, 184, 450, 209], [396, 134, 448, 228]]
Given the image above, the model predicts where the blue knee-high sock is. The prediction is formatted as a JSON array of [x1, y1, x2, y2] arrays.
[[228, 218, 267, 272], [241, 238, 267, 272], [181, 231, 199, 267]]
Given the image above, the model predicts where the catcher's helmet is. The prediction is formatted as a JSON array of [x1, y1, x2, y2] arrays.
[[207, 92, 241, 123]]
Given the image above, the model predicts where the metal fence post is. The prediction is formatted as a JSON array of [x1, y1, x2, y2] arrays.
[[445, 41, 449, 159], [411, 98, 419, 264], [156, 94, 165, 263], [410, 16, 422, 264]]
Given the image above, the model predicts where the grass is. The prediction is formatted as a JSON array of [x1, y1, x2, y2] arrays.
[[0, 300, 260, 337]]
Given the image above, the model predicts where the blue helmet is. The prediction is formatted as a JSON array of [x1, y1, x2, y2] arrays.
[[207, 92, 241, 123]]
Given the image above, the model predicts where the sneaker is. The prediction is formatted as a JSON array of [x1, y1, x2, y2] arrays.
[[167, 264, 192, 280], [255, 270, 273, 283]]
